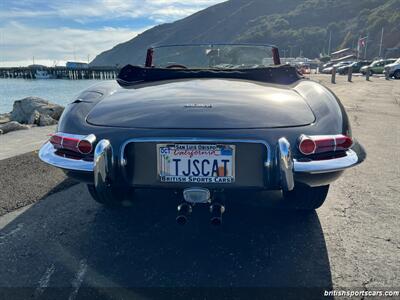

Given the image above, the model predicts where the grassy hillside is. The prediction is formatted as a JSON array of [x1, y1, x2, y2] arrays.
[[90, 0, 400, 66], [236, 0, 400, 58]]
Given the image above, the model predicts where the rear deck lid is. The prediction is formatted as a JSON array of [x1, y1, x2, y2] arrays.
[[86, 79, 315, 129]]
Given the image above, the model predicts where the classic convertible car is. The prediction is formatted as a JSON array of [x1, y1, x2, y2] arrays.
[[39, 44, 366, 225]]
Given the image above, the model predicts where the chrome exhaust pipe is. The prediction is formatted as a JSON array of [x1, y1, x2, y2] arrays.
[[176, 203, 192, 225], [210, 203, 225, 226]]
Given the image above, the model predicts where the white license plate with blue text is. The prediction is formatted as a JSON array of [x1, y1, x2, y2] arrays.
[[157, 144, 235, 184]]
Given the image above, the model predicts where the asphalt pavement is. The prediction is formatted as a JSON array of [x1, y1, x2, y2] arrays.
[[0, 75, 399, 300]]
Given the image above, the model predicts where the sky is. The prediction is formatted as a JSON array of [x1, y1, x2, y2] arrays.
[[0, 0, 225, 67]]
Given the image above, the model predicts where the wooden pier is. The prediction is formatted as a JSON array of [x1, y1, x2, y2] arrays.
[[0, 66, 120, 80]]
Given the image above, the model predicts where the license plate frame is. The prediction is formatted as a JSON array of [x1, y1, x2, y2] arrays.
[[157, 143, 236, 184]]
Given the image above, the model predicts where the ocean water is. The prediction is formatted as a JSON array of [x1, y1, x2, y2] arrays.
[[0, 79, 103, 113]]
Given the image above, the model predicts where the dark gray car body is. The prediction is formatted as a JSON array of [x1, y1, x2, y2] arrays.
[[50, 73, 364, 190]]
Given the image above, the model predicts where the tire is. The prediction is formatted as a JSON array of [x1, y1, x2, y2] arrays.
[[394, 70, 400, 79], [283, 184, 329, 210], [87, 184, 133, 208]]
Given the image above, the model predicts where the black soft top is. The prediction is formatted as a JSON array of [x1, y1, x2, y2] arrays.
[[117, 65, 301, 86]]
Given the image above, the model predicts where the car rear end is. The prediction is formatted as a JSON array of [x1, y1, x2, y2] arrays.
[[39, 76, 366, 224]]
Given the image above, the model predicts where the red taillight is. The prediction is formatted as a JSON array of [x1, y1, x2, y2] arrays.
[[49, 135, 62, 148], [299, 136, 316, 155], [49, 133, 95, 155], [299, 134, 352, 155], [77, 140, 92, 154], [335, 135, 353, 150], [62, 137, 80, 152]]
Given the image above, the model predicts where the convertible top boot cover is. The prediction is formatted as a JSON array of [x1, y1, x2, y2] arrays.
[[117, 65, 301, 86]]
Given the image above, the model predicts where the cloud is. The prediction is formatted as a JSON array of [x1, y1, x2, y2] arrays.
[[0, 0, 225, 23], [0, 22, 148, 67], [51, 0, 225, 22], [0, 0, 226, 66]]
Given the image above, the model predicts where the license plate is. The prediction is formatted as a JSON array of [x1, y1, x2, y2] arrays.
[[157, 144, 235, 184]]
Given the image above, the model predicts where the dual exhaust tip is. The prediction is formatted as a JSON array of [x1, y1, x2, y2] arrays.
[[176, 187, 225, 225], [176, 203, 225, 226], [176, 203, 192, 225], [210, 203, 225, 226]]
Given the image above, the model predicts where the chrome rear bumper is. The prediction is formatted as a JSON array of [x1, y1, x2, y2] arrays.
[[293, 149, 359, 174], [277, 138, 362, 190], [39, 142, 93, 172], [39, 137, 363, 190]]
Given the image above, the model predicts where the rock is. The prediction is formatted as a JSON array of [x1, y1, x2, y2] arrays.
[[28, 110, 40, 125], [39, 114, 58, 126], [0, 121, 29, 134], [0, 113, 11, 124], [10, 97, 64, 125]]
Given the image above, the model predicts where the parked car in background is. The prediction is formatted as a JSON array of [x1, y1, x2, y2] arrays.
[[337, 61, 371, 75], [322, 62, 334, 69], [321, 61, 352, 74], [318, 62, 333, 73], [360, 59, 397, 75], [384, 58, 400, 79], [297, 63, 311, 74]]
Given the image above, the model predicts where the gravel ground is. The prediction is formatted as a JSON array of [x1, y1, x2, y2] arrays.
[[309, 74, 400, 291], [0, 75, 398, 299]]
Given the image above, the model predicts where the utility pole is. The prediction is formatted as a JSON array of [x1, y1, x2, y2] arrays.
[[379, 27, 384, 58], [0, 30, 2, 67], [364, 35, 368, 59], [328, 31, 332, 56]]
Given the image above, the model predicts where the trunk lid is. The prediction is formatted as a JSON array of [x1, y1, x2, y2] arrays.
[[86, 79, 315, 129]]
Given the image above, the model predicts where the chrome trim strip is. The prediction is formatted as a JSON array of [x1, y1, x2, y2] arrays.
[[54, 132, 88, 139], [333, 135, 337, 152], [293, 149, 359, 174], [278, 137, 294, 191], [119, 137, 271, 170], [83, 133, 97, 144], [39, 141, 94, 172]]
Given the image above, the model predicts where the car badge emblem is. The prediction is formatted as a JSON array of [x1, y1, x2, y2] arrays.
[[184, 104, 212, 108]]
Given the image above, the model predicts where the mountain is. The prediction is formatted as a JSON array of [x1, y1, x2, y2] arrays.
[[90, 0, 400, 67]]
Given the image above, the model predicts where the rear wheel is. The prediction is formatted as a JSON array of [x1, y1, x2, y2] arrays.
[[283, 184, 329, 210], [394, 70, 400, 79], [87, 184, 133, 208]]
